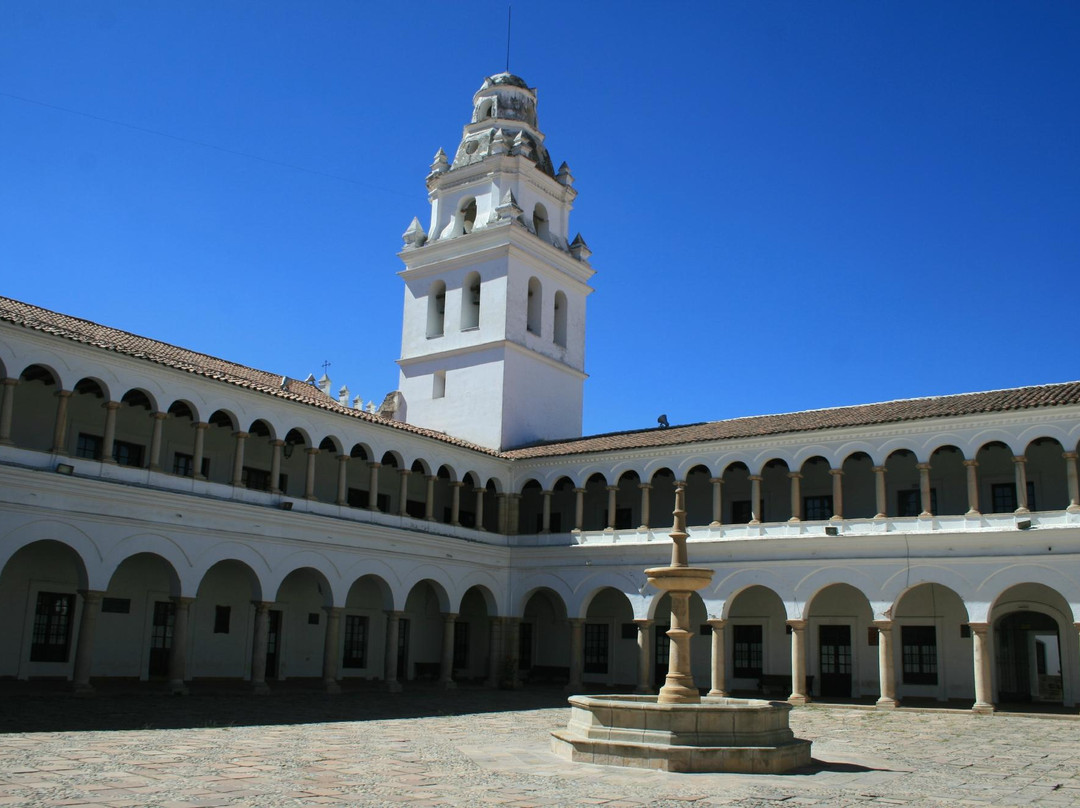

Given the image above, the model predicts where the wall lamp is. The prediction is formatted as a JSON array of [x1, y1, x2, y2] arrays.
[[1017, 519, 1032, 530], [282, 441, 295, 460], [280, 501, 293, 511], [55, 463, 75, 475], [824, 525, 839, 536]]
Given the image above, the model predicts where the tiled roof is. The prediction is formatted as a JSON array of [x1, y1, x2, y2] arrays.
[[0, 296, 499, 455], [503, 382, 1080, 459]]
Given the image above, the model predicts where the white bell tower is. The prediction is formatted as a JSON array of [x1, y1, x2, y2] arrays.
[[396, 73, 594, 451]]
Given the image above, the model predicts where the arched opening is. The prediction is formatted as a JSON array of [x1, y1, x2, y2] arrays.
[[532, 203, 550, 241], [401, 580, 450, 682], [112, 389, 154, 467], [378, 452, 400, 514], [725, 586, 787, 696], [273, 567, 333, 680], [461, 271, 481, 330], [761, 458, 792, 522], [517, 479, 543, 534], [476, 98, 494, 121], [893, 583, 971, 703], [840, 451, 876, 519], [553, 290, 567, 347], [928, 445, 966, 516], [280, 428, 311, 498], [204, 410, 237, 485], [974, 442, 1020, 514], [806, 582, 873, 699], [11, 365, 61, 453], [104, 552, 182, 680], [884, 449, 921, 517], [427, 280, 446, 338], [520, 588, 569, 684], [798, 456, 833, 521], [721, 462, 752, 524], [647, 468, 675, 530], [164, 401, 197, 476], [583, 587, 635, 687], [456, 586, 494, 682], [582, 472, 609, 531], [526, 277, 542, 336], [685, 465, 713, 526], [343, 574, 393, 680], [191, 560, 260, 679], [1024, 437, 1069, 511], [992, 583, 1072, 706], [241, 420, 275, 491], [68, 377, 107, 459], [459, 197, 477, 235]]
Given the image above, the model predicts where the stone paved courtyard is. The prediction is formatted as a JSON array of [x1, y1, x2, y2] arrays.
[[1, 684, 1078, 807]]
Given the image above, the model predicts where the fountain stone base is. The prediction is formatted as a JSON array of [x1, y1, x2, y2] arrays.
[[550, 694, 811, 774]]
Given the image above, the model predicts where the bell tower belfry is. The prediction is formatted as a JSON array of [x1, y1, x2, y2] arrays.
[[396, 73, 594, 451]]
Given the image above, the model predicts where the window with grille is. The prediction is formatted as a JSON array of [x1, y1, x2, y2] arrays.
[[112, 440, 144, 467], [897, 488, 937, 517], [343, 615, 368, 668], [453, 622, 469, 669], [31, 592, 75, 662], [584, 623, 609, 674], [733, 624, 763, 678], [76, 433, 102, 460], [991, 482, 1036, 513], [803, 495, 833, 521], [901, 625, 938, 685]]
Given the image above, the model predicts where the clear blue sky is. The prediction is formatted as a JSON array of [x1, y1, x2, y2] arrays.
[[2, 2, 1077, 438]]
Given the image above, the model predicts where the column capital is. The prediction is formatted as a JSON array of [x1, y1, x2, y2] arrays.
[[305, 447, 320, 456], [442, 612, 458, 622], [398, 467, 411, 476], [568, 617, 586, 627], [323, 605, 344, 617], [828, 468, 844, 477], [967, 621, 990, 634], [252, 600, 274, 613], [1012, 455, 1027, 465], [429, 475, 440, 483], [787, 471, 803, 480], [2, 377, 19, 387], [786, 618, 807, 630], [871, 619, 893, 631], [337, 453, 349, 462], [450, 480, 466, 488], [605, 485, 619, 492], [172, 595, 197, 607], [232, 430, 250, 439], [962, 458, 978, 468], [55, 389, 73, 400], [709, 477, 724, 485], [368, 461, 382, 469], [473, 486, 485, 495], [632, 618, 654, 629], [706, 617, 727, 629], [193, 421, 209, 431], [872, 465, 887, 473], [748, 475, 763, 482], [637, 483, 652, 491], [541, 489, 554, 496], [915, 462, 931, 471], [271, 439, 285, 447], [384, 609, 405, 619], [77, 589, 106, 603], [1063, 451, 1078, 460], [151, 410, 168, 421], [573, 487, 586, 494], [103, 400, 121, 411]]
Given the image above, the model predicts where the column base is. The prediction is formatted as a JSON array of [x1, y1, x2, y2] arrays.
[[707, 689, 728, 698], [385, 680, 403, 693], [875, 696, 898, 709], [787, 694, 809, 706], [972, 701, 995, 715], [965, 509, 981, 517], [324, 680, 341, 695], [252, 683, 271, 696], [72, 682, 95, 697], [168, 680, 189, 696], [441, 680, 457, 690], [634, 685, 654, 695], [1067, 505, 1080, 514]]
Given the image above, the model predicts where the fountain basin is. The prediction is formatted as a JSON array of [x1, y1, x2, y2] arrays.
[[550, 694, 811, 773], [644, 566, 714, 592]]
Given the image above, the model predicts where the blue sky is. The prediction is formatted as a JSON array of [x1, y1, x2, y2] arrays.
[[2, 2, 1077, 438]]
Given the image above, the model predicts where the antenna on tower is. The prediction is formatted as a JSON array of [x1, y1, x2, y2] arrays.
[[505, 6, 512, 73]]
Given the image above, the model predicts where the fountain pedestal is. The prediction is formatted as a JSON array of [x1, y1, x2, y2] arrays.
[[551, 482, 811, 773]]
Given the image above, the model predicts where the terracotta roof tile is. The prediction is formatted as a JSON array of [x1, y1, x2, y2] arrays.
[[503, 382, 1080, 459], [0, 296, 499, 456]]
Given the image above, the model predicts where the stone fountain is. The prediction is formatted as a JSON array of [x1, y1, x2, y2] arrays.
[[551, 482, 812, 773]]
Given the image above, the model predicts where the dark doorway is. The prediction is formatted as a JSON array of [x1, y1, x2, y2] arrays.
[[819, 624, 852, 697], [265, 610, 282, 679], [996, 611, 1062, 703], [397, 618, 411, 681], [148, 600, 175, 677]]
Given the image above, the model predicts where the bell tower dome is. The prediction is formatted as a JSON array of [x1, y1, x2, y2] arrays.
[[396, 73, 594, 451]]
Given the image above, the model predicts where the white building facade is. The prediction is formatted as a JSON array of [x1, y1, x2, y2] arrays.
[[1, 74, 1078, 713]]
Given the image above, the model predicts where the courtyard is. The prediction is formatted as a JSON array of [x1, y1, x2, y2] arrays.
[[0, 683, 1078, 807]]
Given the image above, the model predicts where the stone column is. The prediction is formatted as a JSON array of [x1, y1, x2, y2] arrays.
[[50, 389, 72, 454], [322, 607, 343, 694], [250, 601, 272, 695], [787, 473, 802, 522], [709, 477, 723, 526], [505, 617, 522, 689], [485, 617, 504, 688], [605, 486, 618, 530], [474, 487, 486, 531], [873, 620, 898, 709], [873, 465, 887, 518], [633, 619, 653, 694], [830, 469, 844, 520], [440, 613, 457, 689], [964, 459, 980, 516], [384, 610, 403, 692], [638, 483, 652, 530], [426, 476, 437, 521], [659, 592, 699, 702], [573, 487, 585, 531], [566, 617, 585, 692], [916, 462, 933, 517], [367, 462, 381, 511], [147, 411, 167, 470], [541, 489, 553, 533], [787, 619, 809, 705], [1013, 456, 1030, 513], [192, 422, 208, 480], [1064, 452, 1080, 513], [450, 481, 463, 526], [269, 440, 283, 494], [167, 596, 195, 695], [71, 589, 105, 695], [0, 377, 18, 445], [707, 618, 728, 697], [398, 469, 411, 516], [508, 494, 521, 535], [304, 448, 319, 500], [100, 400, 120, 463], [495, 492, 508, 532], [748, 475, 763, 524], [231, 431, 249, 486], [970, 621, 994, 714], [335, 455, 350, 505]]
